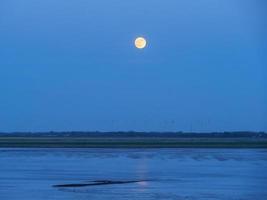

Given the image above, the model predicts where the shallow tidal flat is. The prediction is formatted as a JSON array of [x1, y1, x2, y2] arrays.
[[0, 148, 267, 200]]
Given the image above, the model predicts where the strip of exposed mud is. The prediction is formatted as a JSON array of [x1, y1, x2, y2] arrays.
[[53, 180, 152, 188]]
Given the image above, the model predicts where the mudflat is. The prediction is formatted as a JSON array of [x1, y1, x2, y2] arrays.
[[0, 148, 267, 200]]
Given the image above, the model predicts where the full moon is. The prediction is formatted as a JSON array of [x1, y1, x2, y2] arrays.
[[135, 37, 147, 49]]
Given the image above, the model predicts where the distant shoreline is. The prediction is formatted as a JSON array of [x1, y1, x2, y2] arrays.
[[1, 132, 267, 148]]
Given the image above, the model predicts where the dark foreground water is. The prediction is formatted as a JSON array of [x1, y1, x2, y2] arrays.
[[0, 148, 266, 200]]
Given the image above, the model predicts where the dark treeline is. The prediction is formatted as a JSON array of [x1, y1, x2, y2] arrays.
[[0, 131, 266, 138]]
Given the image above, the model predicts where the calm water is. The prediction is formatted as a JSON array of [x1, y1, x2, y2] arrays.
[[0, 148, 267, 200]]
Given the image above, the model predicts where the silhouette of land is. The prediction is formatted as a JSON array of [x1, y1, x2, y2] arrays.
[[53, 179, 152, 188], [0, 132, 267, 148]]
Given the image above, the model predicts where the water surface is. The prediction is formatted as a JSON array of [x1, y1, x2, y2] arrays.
[[0, 148, 266, 200]]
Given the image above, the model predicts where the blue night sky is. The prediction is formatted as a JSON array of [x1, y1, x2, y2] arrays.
[[0, 0, 266, 132]]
